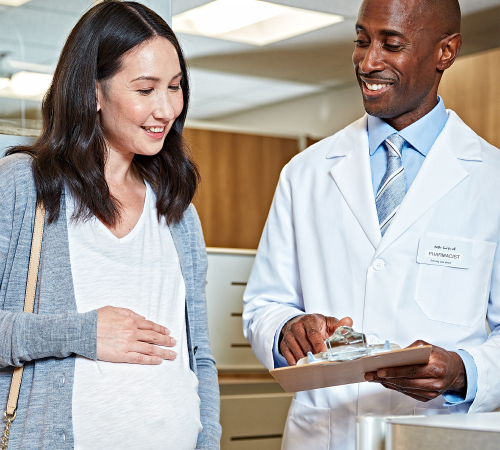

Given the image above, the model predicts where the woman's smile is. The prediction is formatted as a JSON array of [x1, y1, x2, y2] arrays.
[[141, 125, 166, 139]]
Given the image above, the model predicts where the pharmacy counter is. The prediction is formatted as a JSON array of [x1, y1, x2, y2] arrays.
[[386, 412, 500, 450]]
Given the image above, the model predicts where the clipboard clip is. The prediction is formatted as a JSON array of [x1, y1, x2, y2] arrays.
[[304, 326, 400, 364]]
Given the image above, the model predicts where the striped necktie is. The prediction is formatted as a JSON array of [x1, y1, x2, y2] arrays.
[[376, 134, 407, 236]]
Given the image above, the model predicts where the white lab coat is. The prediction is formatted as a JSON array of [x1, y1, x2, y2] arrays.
[[243, 111, 500, 450]]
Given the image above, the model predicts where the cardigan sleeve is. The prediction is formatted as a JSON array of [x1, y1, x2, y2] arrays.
[[0, 154, 98, 367], [0, 310, 97, 368]]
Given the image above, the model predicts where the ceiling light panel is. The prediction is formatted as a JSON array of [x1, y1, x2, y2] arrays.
[[10, 71, 52, 97], [0, 77, 10, 89], [0, 0, 31, 6], [173, 0, 344, 46]]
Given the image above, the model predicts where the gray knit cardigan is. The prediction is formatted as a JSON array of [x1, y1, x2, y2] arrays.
[[0, 154, 221, 449]]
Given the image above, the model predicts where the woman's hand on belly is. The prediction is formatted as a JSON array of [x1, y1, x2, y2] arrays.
[[96, 305, 177, 364]]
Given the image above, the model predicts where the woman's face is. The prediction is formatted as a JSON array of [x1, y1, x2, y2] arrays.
[[97, 36, 184, 158]]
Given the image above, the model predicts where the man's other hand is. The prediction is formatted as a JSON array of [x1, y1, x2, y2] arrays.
[[364, 340, 466, 401], [279, 314, 353, 366]]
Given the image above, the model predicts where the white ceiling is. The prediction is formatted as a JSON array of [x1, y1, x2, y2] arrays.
[[175, 0, 500, 120], [174, 0, 500, 58], [188, 68, 325, 119], [1, 0, 500, 125]]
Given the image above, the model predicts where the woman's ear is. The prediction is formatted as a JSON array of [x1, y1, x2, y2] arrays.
[[96, 82, 102, 112]]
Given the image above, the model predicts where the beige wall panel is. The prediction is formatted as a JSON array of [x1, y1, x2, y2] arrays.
[[184, 128, 298, 249], [439, 47, 500, 148]]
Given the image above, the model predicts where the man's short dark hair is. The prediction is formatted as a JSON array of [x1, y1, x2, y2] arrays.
[[420, 0, 461, 34]]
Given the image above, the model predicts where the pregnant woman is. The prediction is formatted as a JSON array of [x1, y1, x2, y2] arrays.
[[0, 2, 220, 449]]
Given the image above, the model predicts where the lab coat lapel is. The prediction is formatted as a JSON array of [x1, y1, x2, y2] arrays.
[[374, 113, 476, 258], [328, 116, 381, 249]]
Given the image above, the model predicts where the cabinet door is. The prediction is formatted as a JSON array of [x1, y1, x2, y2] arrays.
[[206, 251, 262, 369], [220, 393, 293, 450]]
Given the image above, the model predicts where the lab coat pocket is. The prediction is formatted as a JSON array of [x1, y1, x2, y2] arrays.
[[415, 236, 497, 327], [282, 398, 330, 450]]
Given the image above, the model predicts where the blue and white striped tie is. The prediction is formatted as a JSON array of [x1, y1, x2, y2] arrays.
[[376, 134, 407, 236]]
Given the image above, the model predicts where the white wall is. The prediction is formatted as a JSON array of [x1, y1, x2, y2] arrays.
[[144, 0, 172, 24], [211, 82, 365, 139], [0, 133, 35, 158]]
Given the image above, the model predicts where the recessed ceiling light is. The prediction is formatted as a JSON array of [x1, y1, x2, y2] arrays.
[[0, 0, 31, 6], [10, 71, 52, 97], [0, 77, 10, 90], [173, 0, 344, 46]]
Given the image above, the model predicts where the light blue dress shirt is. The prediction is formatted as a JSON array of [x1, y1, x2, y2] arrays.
[[272, 97, 477, 410]]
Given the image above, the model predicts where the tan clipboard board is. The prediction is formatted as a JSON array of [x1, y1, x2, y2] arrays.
[[270, 345, 432, 392]]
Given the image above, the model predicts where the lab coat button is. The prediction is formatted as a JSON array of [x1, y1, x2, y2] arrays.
[[367, 335, 378, 345], [373, 259, 385, 271]]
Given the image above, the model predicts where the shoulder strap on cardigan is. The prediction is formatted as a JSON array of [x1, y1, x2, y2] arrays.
[[2, 203, 45, 449]]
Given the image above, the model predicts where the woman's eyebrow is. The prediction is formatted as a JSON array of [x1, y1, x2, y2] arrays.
[[131, 75, 160, 82], [171, 71, 183, 81], [130, 72, 182, 83]]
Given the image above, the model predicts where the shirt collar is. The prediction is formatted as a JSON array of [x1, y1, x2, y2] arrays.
[[368, 96, 448, 156]]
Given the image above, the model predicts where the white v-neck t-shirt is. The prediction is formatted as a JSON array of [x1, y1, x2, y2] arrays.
[[66, 183, 202, 449]]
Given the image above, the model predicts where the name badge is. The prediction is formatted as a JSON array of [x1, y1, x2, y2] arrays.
[[417, 236, 472, 269]]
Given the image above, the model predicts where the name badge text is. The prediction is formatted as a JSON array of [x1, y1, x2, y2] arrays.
[[417, 237, 472, 269]]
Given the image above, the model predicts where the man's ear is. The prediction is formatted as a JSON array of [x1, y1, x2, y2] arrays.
[[437, 33, 462, 71], [96, 82, 102, 112]]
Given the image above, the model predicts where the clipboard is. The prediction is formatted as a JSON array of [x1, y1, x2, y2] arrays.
[[270, 345, 432, 392]]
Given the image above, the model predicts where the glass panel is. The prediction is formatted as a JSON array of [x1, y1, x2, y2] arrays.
[[0, 0, 171, 132], [0, 0, 94, 130]]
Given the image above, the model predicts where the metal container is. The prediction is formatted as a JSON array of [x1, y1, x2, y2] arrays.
[[356, 416, 388, 450], [356, 416, 418, 450], [385, 413, 500, 450]]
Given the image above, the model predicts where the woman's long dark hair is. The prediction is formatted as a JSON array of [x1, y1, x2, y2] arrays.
[[7, 0, 198, 225]]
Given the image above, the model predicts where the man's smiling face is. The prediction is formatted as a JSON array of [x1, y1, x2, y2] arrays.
[[352, 0, 443, 128]]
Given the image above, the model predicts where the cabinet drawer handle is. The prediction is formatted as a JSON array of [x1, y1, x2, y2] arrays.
[[231, 434, 283, 441]]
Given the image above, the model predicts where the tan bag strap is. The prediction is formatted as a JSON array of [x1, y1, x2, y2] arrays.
[[4, 203, 45, 420]]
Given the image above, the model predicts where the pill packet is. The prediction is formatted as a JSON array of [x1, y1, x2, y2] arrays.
[[296, 326, 400, 366]]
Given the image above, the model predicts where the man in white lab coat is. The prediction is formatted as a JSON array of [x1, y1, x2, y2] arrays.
[[243, 0, 500, 448]]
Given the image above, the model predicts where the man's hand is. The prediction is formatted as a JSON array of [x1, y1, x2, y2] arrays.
[[279, 314, 353, 366], [364, 340, 466, 402]]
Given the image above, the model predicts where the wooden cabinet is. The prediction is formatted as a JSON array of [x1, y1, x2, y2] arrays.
[[206, 248, 261, 370], [185, 127, 299, 249], [220, 392, 293, 450], [439, 47, 500, 149], [206, 249, 293, 449]]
